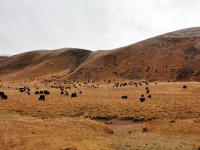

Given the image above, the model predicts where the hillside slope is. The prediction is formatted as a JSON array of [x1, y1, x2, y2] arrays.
[[0, 48, 91, 80], [1, 27, 200, 82], [67, 27, 200, 82]]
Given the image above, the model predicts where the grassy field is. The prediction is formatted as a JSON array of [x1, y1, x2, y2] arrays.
[[0, 82, 200, 150]]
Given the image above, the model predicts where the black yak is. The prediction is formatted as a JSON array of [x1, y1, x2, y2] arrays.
[[39, 95, 45, 101]]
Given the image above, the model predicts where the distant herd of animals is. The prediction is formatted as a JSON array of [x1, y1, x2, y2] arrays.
[[0, 80, 187, 102], [64, 51, 200, 84], [0, 81, 89, 101], [18, 83, 82, 101], [113, 81, 153, 102]]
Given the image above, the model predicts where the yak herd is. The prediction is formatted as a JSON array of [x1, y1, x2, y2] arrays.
[[14, 83, 82, 101], [0, 80, 188, 102], [114, 81, 152, 102], [0, 81, 88, 102]]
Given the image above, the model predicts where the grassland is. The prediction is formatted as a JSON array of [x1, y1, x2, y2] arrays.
[[0, 82, 200, 150]]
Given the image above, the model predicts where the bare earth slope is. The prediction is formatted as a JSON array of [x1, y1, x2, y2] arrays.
[[69, 27, 200, 82], [1, 27, 200, 81], [0, 48, 91, 80]]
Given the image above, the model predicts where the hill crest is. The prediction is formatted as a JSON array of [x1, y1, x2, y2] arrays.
[[1, 27, 200, 82]]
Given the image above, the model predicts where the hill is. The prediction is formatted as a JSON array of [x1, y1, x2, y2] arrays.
[[67, 27, 200, 82], [0, 48, 91, 81], [1, 27, 200, 82]]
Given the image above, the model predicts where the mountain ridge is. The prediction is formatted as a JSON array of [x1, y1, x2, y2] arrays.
[[1, 27, 200, 82]]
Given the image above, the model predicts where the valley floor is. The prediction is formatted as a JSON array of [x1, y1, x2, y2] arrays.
[[0, 82, 200, 150]]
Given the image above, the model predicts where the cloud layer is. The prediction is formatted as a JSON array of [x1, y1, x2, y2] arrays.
[[0, 0, 200, 55]]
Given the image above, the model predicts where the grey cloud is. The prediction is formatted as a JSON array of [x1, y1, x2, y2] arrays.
[[0, 0, 200, 55]]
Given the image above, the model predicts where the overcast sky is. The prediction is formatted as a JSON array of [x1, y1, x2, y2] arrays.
[[0, 0, 200, 55]]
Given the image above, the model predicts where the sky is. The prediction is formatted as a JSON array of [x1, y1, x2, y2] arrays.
[[0, 0, 200, 55]]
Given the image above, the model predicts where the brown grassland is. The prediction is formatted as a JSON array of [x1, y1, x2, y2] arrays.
[[0, 81, 200, 150]]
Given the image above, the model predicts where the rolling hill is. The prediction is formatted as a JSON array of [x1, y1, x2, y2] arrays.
[[1, 27, 200, 82], [0, 48, 91, 81]]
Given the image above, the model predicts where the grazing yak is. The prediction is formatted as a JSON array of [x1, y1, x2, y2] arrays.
[[121, 96, 128, 99], [0, 92, 8, 100], [35, 91, 40, 94], [44, 90, 50, 95], [39, 95, 45, 101], [18, 87, 31, 95], [140, 94, 145, 102], [35, 90, 50, 95], [39, 91, 44, 94], [71, 92, 77, 98], [183, 85, 187, 89], [64, 92, 69, 97], [148, 95, 152, 98]]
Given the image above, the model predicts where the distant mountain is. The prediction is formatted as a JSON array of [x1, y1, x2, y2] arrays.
[[0, 48, 91, 80], [1, 27, 200, 82]]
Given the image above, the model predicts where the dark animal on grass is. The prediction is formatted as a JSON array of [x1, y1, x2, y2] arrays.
[[0, 92, 4, 98], [2, 95, 8, 100], [148, 95, 152, 98], [44, 90, 50, 95], [64, 92, 69, 97], [39, 91, 44, 94], [121, 96, 128, 99], [142, 127, 148, 132], [71, 92, 77, 98], [183, 85, 187, 89], [19, 88, 26, 93], [0, 92, 8, 100], [39, 95, 45, 101], [140, 94, 145, 102], [35, 91, 40, 94]]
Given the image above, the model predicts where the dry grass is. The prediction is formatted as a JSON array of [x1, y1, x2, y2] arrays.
[[0, 82, 200, 149], [1, 82, 200, 119], [0, 114, 114, 150]]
